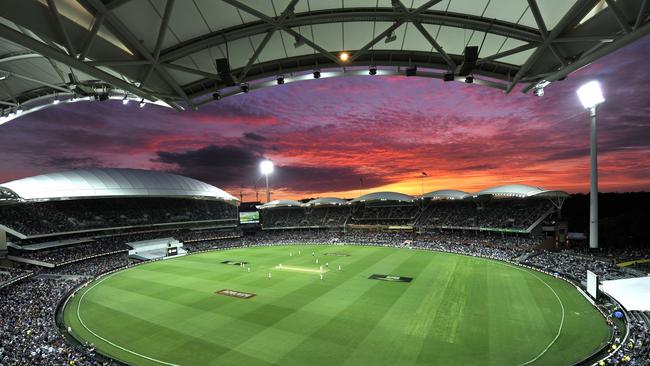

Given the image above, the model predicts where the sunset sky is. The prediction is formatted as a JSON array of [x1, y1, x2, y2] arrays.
[[1, 36, 649, 201]]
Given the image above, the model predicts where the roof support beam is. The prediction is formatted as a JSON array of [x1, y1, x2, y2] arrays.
[[78, 14, 104, 61], [506, 0, 598, 93], [46, 0, 77, 57], [523, 20, 650, 93], [604, 0, 632, 34], [0, 22, 162, 104], [635, 0, 649, 29], [476, 43, 539, 65], [162, 63, 220, 79], [86, 59, 152, 67], [141, 0, 175, 88], [527, 0, 567, 67], [222, 0, 343, 67], [0, 68, 71, 93], [160, 8, 541, 64], [348, 0, 445, 64], [83, 0, 191, 107], [238, 0, 299, 80], [412, 21, 457, 69]]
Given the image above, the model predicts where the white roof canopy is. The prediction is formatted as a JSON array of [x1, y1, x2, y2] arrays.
[[1, 0, 649, 123], [0, 168, 238, 203]]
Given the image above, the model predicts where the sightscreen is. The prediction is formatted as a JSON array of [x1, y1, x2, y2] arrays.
[[587, 270, 599, 299], [239, 211, 259, 224]]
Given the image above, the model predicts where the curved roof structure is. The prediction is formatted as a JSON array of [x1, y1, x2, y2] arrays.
[[259, 199, 303, 209], [422, 189, 470, 200], [0, 168, 238, 202], [304, 197, 349, 206], [1, 0, 649, 124], [475, 184, 568, 198], [351, 191, 415, 204]]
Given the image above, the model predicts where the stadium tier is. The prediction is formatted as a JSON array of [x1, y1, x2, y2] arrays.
[[259, 185, 566, 233]]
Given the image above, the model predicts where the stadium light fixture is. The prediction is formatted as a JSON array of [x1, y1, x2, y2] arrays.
[[52, 94, 60, 104], [369, 66, 377, 75], [576, 80, 605, 250], [276, 76, 285, 85], [241, 83, 250, 93], [260, 160, 274, 203], [339, 51, 349, 62], [313, 70, 321, 79], [212, 92, 221, 100], [577, 81, 605, 109], [122, 95, 129, 105], [139, 99, 146, 108]]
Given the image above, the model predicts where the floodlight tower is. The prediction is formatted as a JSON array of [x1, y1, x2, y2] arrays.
[[260, 160, 274, 203], [576, 81, 605, 249]]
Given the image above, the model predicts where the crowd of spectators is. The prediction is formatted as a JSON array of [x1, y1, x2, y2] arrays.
[[0, 197, 238, 236], [522, 251, 627, 283], [600, 310, 650, 365], [258, 199, 553, 231], [350, 204, 420, 225], [0, 267, 32, 288], [415, 199, 553, 230]]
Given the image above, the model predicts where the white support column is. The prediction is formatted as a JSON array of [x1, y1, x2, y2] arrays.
[[589, 106, 599, 249]]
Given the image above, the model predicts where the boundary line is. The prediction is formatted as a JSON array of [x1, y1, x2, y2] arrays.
[[499, 262, 566, 366], [75, 269, 179, 366]]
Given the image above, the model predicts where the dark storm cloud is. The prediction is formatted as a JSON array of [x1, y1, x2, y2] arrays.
[[153, 144, 390, 193], [242, 132, 266, 141]]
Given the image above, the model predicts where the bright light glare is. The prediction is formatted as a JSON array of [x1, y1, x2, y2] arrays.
[[339, 51, 349, 62], [577, 81, 605, 109], [260, 160, 274, 175], [52, 98, 60, 105]]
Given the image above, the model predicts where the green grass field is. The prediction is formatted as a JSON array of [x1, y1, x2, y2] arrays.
[[64, 245, 610, 366]]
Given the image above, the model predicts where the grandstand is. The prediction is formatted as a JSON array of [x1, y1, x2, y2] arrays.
[[0, 168, 239, 266], [259, 185, 567, 236]]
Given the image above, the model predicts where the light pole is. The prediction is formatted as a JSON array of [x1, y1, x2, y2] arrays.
[[260, 160, 274, 203], [576, 81, 605, 249]]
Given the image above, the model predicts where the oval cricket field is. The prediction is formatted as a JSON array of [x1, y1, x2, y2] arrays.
[[63, 245, 610, 366]]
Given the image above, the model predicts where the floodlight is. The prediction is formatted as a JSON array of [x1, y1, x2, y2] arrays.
[[369, 66, 377, 75], [122, 95, 129, 105], [260, 160, 274, 175], [139, 99, 146, 108], [577, 81, 605, 109], [53, 96, 60, 104], [465, 75, 474, 84], [313, 71, 321, 79], [339, 51, 349, 62], [276, 76, 285, 85], [16, 106, 23, 115], [241, 83, 250, 93], [212, 92, 221, 100]]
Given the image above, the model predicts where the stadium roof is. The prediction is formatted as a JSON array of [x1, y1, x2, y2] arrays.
[[422, 189, 470, 200], [304, 197, 349, 206], [475, 184, 569, 198], [0, 168, 238, 202], [351, 191, 416, 203], [258, 199, 303, 209], [1, 0, 649, 124]]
